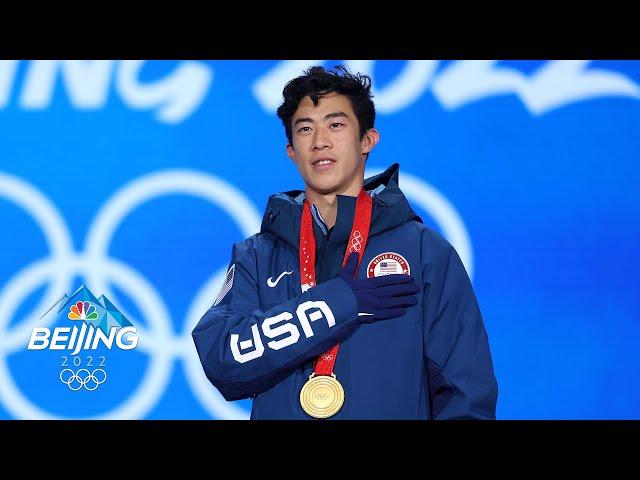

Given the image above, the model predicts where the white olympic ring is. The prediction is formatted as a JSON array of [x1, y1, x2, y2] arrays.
[[60, 368, 108, 391], [350, 231, 364, 252], [0, 166, 472, 419]]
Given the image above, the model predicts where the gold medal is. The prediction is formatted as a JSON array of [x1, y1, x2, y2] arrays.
[[300, 373, 344, 418]]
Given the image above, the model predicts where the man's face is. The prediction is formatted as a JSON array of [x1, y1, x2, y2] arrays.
[[286, 92, 378, 195]]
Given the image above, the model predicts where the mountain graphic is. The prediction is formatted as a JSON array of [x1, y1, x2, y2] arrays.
[[50, 284, 133, 334]]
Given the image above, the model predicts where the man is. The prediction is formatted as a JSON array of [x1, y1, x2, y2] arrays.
[[192, 65, 498, 419]]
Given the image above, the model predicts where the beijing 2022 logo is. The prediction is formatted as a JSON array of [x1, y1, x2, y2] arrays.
[[28, 285, 138, 394]]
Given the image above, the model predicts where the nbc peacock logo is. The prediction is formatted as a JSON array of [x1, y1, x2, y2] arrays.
[[68, 301, 100, 321]]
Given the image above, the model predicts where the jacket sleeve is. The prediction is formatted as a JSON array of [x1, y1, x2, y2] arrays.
[[422, 231, 498, 419], [192, 239, 360, 401]]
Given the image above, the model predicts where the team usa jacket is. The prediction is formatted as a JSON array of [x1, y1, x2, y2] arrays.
[[192, 163, 498, 419]]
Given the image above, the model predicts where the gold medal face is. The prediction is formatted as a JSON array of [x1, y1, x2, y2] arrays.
[[300, 375, 344, 419]]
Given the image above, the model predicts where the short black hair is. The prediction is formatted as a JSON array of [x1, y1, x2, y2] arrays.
[[276, 65, 376, 146]]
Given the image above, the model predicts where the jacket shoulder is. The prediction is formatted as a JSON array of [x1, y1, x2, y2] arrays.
[[406, 221, 456, 260], [231, 231, 291, 258]]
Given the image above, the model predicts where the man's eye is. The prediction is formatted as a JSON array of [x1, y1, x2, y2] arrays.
[[297, 126, 311, 133], [330, 122, 343, 128]]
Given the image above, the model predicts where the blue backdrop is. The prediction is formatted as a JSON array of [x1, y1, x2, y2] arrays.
[[0, 60, 638, 419]]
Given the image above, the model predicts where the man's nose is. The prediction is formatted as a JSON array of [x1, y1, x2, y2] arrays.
[[312, 129, 332, 150]]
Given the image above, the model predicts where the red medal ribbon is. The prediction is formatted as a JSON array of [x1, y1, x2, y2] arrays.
[[299, 188, 373, 377]]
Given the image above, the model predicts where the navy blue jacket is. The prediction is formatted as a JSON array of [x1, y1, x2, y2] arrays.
[[192, 163, 498, 419]]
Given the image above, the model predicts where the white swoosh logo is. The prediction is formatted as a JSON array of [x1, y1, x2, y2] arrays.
[[267, 270, 293, 287]]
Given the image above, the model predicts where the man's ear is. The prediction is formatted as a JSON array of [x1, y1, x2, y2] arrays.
[[286, 143, 296, 163], [361, 128, 380, 155]]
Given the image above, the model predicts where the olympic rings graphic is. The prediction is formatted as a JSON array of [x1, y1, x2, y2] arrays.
[[0, 167, 472, 419], [350, 231, 364, 252], [60, 368, 108, 391]]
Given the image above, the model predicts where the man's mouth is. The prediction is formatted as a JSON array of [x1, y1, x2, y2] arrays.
[[312, 157, 336, 166]]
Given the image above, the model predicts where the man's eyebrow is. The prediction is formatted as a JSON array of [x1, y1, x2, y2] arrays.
[[293, 111, 349, 126], [293, 117, 314, 126], [324, 111, 349, 120]]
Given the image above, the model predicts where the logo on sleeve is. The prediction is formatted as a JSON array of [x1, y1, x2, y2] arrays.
[[230, 300, 334, 363], [367, 252, 410, 278], [213, 264, 235, 306]]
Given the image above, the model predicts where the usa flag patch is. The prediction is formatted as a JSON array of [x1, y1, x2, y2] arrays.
[[213, 264, 235, 306], [367, 252, 410, 278]]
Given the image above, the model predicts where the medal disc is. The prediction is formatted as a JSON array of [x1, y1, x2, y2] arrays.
[[300, 374, 344, 418]]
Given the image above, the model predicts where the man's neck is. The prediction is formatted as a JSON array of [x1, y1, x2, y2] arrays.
[[305, 181, 363, 230]]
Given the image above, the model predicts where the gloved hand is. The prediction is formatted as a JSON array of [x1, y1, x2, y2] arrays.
[[338, 251, 420, 323]]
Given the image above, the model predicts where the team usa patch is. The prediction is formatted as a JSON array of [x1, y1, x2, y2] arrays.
[[367, 252, 410, 278]]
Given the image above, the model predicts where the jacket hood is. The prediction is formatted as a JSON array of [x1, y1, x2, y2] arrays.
[[260, 162, 423, 251]]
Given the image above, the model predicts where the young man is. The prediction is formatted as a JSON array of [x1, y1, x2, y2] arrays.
[[192, 65, 498, 419]]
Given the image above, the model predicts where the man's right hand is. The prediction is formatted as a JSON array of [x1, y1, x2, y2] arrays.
[[338, 251, 420, 323]]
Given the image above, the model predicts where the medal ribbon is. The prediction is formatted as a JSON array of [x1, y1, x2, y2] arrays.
[[299, 188, 373, 377]]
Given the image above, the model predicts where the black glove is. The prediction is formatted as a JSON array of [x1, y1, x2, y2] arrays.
[[338, 251, 420, 322]]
